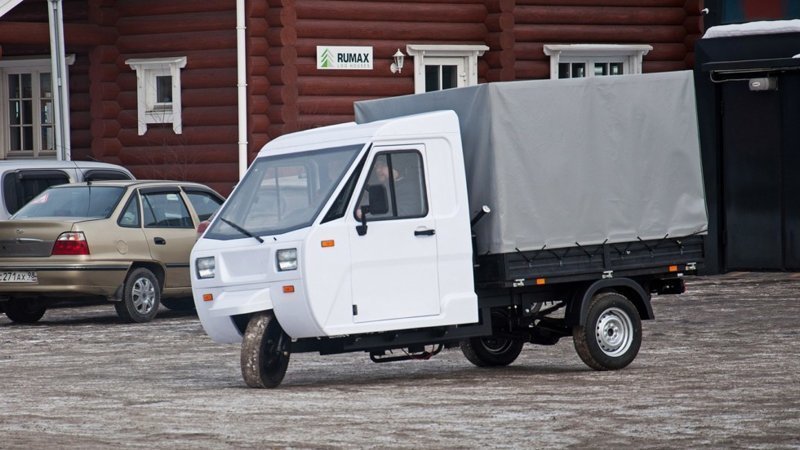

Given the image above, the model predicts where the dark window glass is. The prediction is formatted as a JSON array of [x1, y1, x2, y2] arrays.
[[558, 63, 570, 79], [156, 76, 172, 103], [21, 74, 32, 98], [355, 151, 428, 221], [22, 126, 33, 150], [13, 186, 124, 219], [10, 128, 21, 151], [118, 195, 141, 228], [425, 65, 439, 92], [441, 65, 458, 90], [142, 192, 193, 228], [186, 192, 223, 221], [322, 154, 366, 223], [8, 74, 19, 98], [2, 170, 70, 215], [594, 63, 608, 76], [206, 144, 362, 240]]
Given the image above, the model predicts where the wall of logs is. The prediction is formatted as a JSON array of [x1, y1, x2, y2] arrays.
[[0, 0, 703, 194]]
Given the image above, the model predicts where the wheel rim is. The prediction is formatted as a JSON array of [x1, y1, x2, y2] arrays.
[[481, 310, 515, 355], [131, 277, 156, 314], [480, 336, 515, 355], [594, 307, 634, 357]]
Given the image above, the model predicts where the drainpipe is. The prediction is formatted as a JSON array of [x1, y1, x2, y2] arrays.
[[47, 0, 70, 160], [236, 0, 247, 179]]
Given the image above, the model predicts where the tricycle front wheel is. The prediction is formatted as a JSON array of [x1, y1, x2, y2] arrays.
[[241, 311, 291, 388]]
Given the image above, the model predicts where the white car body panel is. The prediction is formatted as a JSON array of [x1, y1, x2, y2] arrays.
[[191, 111, 477, 343]]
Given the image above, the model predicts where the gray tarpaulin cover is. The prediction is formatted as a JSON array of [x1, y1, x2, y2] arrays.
[[354, 71, 708, 255]]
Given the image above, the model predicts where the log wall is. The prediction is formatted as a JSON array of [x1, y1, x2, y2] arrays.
[[0, 0, 703, 194]]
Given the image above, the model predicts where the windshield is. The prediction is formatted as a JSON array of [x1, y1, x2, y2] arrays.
[[13, 186, 125, 219], [205, 144, 363, 240]]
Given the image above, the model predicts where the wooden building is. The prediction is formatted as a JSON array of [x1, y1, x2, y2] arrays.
[[0, 0, 704, 195]]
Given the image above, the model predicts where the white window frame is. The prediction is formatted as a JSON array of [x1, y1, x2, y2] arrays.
[[125, 56, 187, 136], [0, 55, 75, 159], [406, 44, 488, 94], [543, 44, 652, 79]]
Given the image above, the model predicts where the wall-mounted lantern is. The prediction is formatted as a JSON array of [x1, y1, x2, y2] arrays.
[[390, 49, 405, 74]]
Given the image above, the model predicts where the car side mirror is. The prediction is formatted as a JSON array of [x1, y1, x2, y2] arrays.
[[356, 205, 369, 236]]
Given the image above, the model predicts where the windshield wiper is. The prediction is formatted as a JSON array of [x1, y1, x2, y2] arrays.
[[220, 218, 264, 243]]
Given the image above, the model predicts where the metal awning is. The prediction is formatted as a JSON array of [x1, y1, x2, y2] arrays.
[[0, 0, 23, 18]]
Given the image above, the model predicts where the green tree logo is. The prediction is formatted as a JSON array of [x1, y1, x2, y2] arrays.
[[320, 49, 333, 68]]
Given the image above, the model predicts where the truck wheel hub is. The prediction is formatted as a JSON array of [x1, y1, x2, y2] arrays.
[[595, 307, 633, 357]]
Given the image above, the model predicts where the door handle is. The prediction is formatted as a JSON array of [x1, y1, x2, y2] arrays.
[[154, 237, 166, 245], [414, 229, 436, 237]]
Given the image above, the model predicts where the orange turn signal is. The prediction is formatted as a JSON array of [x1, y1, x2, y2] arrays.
[[202, 293, 213, 302], [669, 265, 678, 272], [321, 240, 335, 248], [283, 285, 295, 294], [536, 278, 546, 285]]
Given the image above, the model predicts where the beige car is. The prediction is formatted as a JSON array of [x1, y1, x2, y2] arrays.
[[0, 180, 223, 323]]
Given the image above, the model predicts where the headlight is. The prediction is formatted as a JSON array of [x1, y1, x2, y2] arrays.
[[196, 256, 216, 279], [276, 248, 298, 271]]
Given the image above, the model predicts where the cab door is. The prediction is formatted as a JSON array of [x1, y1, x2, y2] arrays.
[[348, 146, 440, 323], [139, 188, 197, 289]]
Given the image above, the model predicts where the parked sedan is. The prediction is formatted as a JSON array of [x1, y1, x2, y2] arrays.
[[0, 180, 224, 323]]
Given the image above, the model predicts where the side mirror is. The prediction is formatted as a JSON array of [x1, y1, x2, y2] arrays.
[[356, 205, 369, 236], [366, 184, 389, 215]]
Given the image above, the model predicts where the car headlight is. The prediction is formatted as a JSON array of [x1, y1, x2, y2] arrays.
[[196, 256, 216, 279], [276, 248, 298, 271]]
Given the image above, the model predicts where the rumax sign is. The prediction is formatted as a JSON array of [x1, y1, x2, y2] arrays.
[[317, 46, 373, 70]]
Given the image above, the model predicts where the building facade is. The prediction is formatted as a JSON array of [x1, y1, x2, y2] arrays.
[[0, 0, 704, 195]]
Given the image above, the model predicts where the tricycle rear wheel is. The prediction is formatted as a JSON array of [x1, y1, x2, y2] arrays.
[[573, 291, 641, 370], [241, 311, 291, 388]]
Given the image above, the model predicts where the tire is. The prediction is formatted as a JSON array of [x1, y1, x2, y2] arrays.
[[115, 268, 161, 323], [161, 297, 196, 312], [461, 309, 525, 367], [573, 291, 642, 371], [241, 311, 291, 388], [3, 299, 46, 323]]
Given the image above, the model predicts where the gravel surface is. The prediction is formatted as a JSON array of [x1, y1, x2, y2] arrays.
[[1, 272, 799, 448]]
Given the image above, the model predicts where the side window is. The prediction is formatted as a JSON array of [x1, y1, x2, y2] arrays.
[[355, 151, 427, 221], [322, 155, 366, 224], [2, 170, 69, 215], [186, 192, 223, 221], [117, 194, 141, 228], [141, 192, 193, 228]]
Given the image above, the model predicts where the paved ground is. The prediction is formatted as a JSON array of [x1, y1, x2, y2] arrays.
[[1, 272, 799, 448]]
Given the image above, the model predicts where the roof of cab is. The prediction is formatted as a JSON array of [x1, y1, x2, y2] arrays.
[[256, 110, 460, 158]]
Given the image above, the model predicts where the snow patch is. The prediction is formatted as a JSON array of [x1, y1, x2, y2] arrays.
[[704, 19, 800, 39]]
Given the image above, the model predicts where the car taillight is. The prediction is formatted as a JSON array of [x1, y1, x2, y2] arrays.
[[52, 232, 90, 255], [197, 220, 210, 237]]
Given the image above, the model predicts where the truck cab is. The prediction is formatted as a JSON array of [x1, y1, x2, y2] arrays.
[[191, 111, 477, 344]]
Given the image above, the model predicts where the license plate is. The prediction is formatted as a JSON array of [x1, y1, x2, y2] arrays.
[[0, 271, 38, 283]]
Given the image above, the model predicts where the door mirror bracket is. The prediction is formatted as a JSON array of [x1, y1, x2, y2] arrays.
[[356, 205, 369, 236]]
